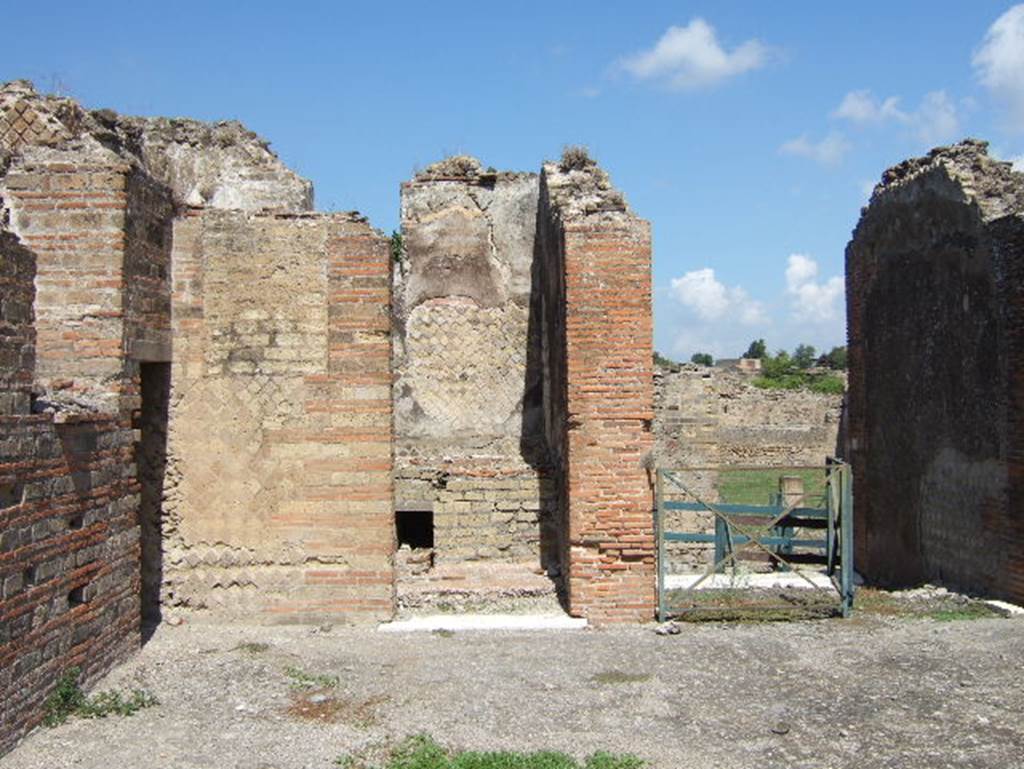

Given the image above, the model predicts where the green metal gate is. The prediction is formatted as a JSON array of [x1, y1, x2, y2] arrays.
[[655, 460, 854, 620]]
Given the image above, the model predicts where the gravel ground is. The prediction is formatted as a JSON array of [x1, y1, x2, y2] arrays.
[[3, 611, 1023, 769]]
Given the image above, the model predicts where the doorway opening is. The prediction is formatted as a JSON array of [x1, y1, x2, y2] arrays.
[[137, 362, 170, 639]]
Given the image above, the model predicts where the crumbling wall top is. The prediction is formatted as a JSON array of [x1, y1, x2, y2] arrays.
[[0, 80, 313, 212], [541, 147, 632, 221], [409, 154, 536, 185], [865, 139, 1024, 222]]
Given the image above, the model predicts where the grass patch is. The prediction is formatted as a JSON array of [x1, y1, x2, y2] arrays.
[[716, 468, 827, 506], [927, 605, 999, 621], [337, 735, 644, 769], [590, 671, 651, 685], [854, 588, 1001, 621], [753, 373, 845, 395], [233, 641, 270, 654], [284, 665, 339, 690], [43, 667, 158, 727], [665, 587, 839, 623]]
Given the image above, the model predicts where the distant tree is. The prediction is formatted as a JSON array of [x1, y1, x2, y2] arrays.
[[690, 352, 714, 366], [761, 350, 793, 379], [653, 351, 678, 369], [743, 339, 767, 359], [824, 345, 847, 370], [793, 343, 817, 370]]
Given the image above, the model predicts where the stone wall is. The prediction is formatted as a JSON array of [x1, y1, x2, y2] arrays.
[[392, 153, 658, 625], [0, 231, 35, 415], [538, 156, 656, 623], [393, 158, 557, 568], [0, 79, 312, 213], [0, 223, 140, 753], [165, 210, 394, 622], [653, 364, 843, 572], [846, 140, 1024, 604], [1, 152, 138, 412], [0, 416, 140, 755], [654, 365, 842, 468]]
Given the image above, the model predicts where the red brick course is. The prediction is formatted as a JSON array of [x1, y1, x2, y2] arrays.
[[0, 415, 140, 755], [560, 221, 656, 624]]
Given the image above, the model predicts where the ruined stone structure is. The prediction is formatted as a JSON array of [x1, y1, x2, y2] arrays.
[[0, 171, 141, 754], [165, 210, 394, 621], [0, 82, 657, 752], [654, 363, 843, 572], [654, 364, 842, 469], [391, 154, 657, 622], [394, 160, 554, 570], [846, 140, 1024, 605]]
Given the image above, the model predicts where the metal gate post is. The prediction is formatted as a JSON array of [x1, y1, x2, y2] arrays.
[[840, 465, 855, 617], [714, 515, 728, 573], [656, 469, 666, 622]]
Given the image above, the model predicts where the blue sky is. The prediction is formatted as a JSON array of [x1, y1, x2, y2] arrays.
[[5, 1, 1024, 360]]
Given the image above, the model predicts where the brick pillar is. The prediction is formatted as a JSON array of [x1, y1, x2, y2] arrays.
[[561, 219, 656, 623]]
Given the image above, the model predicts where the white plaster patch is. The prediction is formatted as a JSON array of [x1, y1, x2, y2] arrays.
[[378, 613, 588, 633]]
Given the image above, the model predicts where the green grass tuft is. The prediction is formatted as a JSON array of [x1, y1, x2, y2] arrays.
[[285, 665, 340, 689], [43, 667, 157, 727], [590, 671, 651, 685], [337, 735, 644, 769]]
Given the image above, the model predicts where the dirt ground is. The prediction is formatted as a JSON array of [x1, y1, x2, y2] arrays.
[[3, 607, 1023, 769]]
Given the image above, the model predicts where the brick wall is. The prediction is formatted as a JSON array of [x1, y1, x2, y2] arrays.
[[0, 232, 36, 415], [2, 155, 134, 412], [539, 160, 656, 624], [123, 169, 174, 366], [0, 414, 140, 754], [165, 210, 394, 622], [846, 141, 1024, 604]]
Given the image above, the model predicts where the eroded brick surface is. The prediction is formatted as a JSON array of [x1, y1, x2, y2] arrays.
[[846, 140, 1024, 605], [0, 232, 35, 415], [394, 160, 557, 570], [165, 211, 394, 622], [0, 415, 140, 755], [539, 158, 657, 624]]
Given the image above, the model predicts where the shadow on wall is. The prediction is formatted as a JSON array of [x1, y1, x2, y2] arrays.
[[137, 362, 170, 640], [522, 178, 567, 603]]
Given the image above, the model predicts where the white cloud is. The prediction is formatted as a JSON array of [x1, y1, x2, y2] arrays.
[[670, 268, 766, 324], [785, 254, 844, 322], [915, 91, 960, 145], [974, 4, 1024, 130], [778, 132, 851, 167], [832, 89, 960, 145], [620, 19, 770, 90], [833, 90, 907, 123], [1012, 155, 1024, 171]]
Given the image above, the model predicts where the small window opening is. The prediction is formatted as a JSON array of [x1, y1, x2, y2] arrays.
[[23, 565, 36, 587], [396, 510, 434, 549], [1, 482, 24, 509], [67, 513, 85, 530], [68, 584, 88, 607]]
